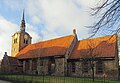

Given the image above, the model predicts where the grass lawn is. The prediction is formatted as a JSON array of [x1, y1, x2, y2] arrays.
[[0, 75, 120, 83]]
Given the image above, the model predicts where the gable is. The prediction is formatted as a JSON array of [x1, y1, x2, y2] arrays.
[[2, 56, 21, 65]]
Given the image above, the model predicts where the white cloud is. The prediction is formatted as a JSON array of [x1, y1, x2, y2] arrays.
[[25, 0, 97, 40], [31, 16, 41, 25], [0, 0, 100, 59], [0, 16, 18, 59], [26, 23, 42, 43], [2, 0, 98, 39], [75, 0, 98, 7]]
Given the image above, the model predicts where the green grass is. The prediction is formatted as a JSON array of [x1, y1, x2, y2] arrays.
[[0, 75, 120, 83]]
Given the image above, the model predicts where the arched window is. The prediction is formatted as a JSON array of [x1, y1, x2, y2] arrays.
[[14, 48, 16, 52], [24, 39, 28, 44], [26, 40, 28, 44], [24, 39, 25, 43], [14, 38, 17, 43], [48, 58, 55, 74]]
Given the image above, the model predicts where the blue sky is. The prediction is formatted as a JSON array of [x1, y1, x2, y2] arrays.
[[0, 0, 101, 59]]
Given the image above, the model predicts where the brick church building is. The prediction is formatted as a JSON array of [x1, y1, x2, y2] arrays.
[[1, 12, 120, 80]]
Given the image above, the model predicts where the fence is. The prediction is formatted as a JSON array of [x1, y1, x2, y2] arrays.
[[0, 73, 119, 83]]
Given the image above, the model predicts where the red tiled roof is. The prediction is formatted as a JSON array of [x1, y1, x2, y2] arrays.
[[70, 35, 117, 59], [16, 35, 74, 59]]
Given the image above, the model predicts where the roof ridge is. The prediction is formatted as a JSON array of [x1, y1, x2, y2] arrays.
[[78, 34, 116, 42]]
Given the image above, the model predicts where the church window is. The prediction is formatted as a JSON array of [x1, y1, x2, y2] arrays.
[[96, 61, 104, 74], [14, 48, 16, 52], [16, 39, 17, 43], [24, 39, 25, 43], [50, 58, 55, 73], [26, 40, 28, 44], [24, 39, 28, 44], [14, 39, 15, 43], [71, 62, 76, 73], [48, 58, 55, 74], [14, 38, 17, 43], [82, 62, 89, 73]]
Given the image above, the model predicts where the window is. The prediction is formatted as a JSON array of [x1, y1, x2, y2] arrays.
[[82, 62, 89, 73], [48, 58, 55, 74], [24, 39, 28, 44], [32, 60, 37, 70], [14, 39, 15, 43], [15, 39, 17, 43], [24, 39, 26, 43], [26, 40, 28, 44], [71, 63, 76, 73], [50, 58, 55, 73], [14, 48, 16, 52], [14, 38, 17, 43], [96, 61, 103, 74]]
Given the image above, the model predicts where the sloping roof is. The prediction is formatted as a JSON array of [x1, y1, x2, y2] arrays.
[[12, 31, 32, 38], [70, 34, 117, 59], [16, 35, 74, 59]]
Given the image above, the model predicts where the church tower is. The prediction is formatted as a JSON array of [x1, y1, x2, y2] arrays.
[[11, 11, 32, 57]]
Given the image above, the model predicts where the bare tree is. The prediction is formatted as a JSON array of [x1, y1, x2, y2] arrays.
[[89, 0, 120, 37], [80, 39, 97, 82], [87, 39, 96, 82]]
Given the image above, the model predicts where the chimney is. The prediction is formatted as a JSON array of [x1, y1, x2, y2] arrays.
[[73, 29, 76, 36]]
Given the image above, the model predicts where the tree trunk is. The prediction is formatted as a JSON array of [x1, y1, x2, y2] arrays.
[[92, 64, 94, 82]]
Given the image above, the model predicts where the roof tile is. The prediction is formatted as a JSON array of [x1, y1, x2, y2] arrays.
[[70, 34, 117, 59], [16, 35, 74, 59]]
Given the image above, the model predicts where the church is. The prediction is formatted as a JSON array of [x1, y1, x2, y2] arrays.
[[1, 12, 120, 80]]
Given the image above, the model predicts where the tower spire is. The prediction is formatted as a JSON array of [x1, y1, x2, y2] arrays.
[[20, 10, 26, 32]]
